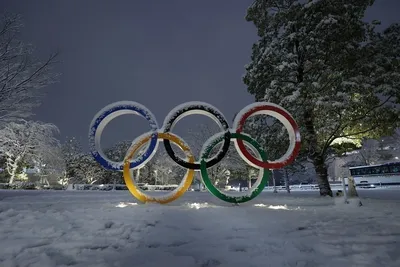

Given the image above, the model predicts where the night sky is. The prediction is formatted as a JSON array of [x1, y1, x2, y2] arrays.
[[0, 0, 399, 150]]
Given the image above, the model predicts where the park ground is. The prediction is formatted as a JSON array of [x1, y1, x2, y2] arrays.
[[0, 189, 399, 267]]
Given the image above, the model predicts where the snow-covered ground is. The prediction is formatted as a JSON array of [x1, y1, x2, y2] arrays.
[[0, 189, 399, 267]]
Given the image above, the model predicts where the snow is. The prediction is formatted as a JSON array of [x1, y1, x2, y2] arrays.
[[88, 101, 159, 171], [160, 101, 229, 132], [0, 189, 399, 267], [304, 0, 322, 9], [160, 101, 230, 165]]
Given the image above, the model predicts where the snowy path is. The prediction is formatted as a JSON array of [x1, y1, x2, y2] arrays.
[[0, 190, 399, 267]]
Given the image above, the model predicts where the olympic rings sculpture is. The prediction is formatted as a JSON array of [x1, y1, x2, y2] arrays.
[[88, 101, 301, 204]]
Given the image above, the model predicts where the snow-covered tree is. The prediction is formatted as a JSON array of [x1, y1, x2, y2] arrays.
[[61, 136, 84, 182], [60, 137, 107, 184], [393, 129, 400, 152], [243, 0, 400, 196], [0, 13, 59, 126], [138, 148, 184, 185], [378, 23, 400, 106], [0, 120, 59, 184], [242, 115, 314, 185], [34, 145, 66, 185], [105, 140, 132, 163], [102, 140, 131, 184], [0, 156, 8, 183], [105, 140, 140, 183], [152, 156, 174, 185], [95, 140, 180, 185], [72, 154, 105, 184], [100, 140, 170, 185]]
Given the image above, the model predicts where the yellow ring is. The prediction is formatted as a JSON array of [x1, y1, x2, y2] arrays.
[[123, 132, 195, 204]]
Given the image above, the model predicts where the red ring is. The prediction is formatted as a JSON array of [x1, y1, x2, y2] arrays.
[[235, 104, 301, 169]]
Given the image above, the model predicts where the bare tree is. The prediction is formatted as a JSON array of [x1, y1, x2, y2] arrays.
[[358, 138, 381, 165], [108, 140, 180, 185], [0, 13, 59, 126], [152, 152, 178, 185], [185, 123, 257, 188], [0, 120, 59, 184]]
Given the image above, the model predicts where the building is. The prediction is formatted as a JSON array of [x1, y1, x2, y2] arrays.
[[328, 135, 400, 181]]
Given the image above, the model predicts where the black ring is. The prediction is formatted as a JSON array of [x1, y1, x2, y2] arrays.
[[162, 103, 231, 170]]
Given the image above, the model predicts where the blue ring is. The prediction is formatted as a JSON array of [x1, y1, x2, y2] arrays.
[[88, 101, 159, 171]]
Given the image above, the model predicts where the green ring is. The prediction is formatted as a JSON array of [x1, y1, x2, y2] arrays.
[[200, 132, 270, 203]]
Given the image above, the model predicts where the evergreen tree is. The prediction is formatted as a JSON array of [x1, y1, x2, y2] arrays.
[[103, 140, 132, 184], [62, 136, 84, 180], [244, 0, 400, 196]]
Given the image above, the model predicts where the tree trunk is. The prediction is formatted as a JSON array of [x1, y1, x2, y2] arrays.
[[342, 177, 348, 200], [7, 156, 21, 185], [303, 109, 332, 196], [272, 170, 277, 193], [314, 156, 333, 196], [284, 169, 290, 193], [112, 178, 116, 190], [135, 168, 141, 182], [8, 165, 17, 184]]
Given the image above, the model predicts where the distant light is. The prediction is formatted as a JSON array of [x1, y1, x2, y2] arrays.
[[395, 157, 399, 160]]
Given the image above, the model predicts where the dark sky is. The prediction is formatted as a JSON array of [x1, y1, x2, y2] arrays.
[[0, 0, 399, 150]]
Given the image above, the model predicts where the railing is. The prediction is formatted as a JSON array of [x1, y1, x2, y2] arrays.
[[66, 183, 179, 191]]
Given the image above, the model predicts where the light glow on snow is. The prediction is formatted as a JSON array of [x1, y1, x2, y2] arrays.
[[331, 136, 361, 147], [254, 203, 303, 210], [186, 202, 211, 209], [254, 203, 287, 209], [115, 202, 138, 208]]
